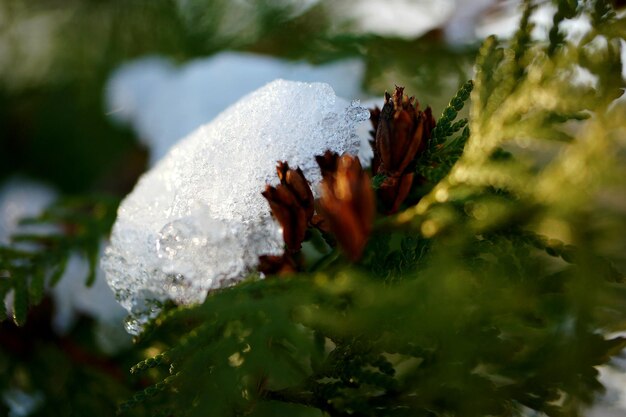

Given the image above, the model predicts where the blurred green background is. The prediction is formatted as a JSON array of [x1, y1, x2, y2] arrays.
[[0, 0, 479, 195]]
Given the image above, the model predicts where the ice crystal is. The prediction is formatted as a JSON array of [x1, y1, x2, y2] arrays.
[[102, 79, 369, 334]]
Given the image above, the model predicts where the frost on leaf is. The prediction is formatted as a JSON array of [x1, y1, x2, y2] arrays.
[[102, 79, 369, 334]]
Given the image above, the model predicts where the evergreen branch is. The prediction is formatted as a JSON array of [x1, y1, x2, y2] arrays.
[[521, 231, 623, 282], [548, 0, 580, 55], [590, 0, 616, 26], [472, 35, 499, 122], [417, 125, 470, 184], [371, 173, 386, 190], [511, 0, 536, 77], [113, 3, 626, 417], [126, 234, 626, 416], [406, 0, 626, 229], [117, 373, 179, 415], [0, 195, 119, 325], [429, 79, 473, 147], [130, 351, 171, 375], [414, 80, 473, 186]]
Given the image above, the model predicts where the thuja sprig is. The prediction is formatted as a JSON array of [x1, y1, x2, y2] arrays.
[[590, 0, 616, 26], [429, 79, 473, 147], [120, 3, 626, 417], [130, 351, 171, 375], [547, 0, 579, 55], [416, 80, 473, 184], [116, 373, 179, 415], [521, 231, 623, 283], [0, 195, 118, 325], [418, 125, 471, 184]]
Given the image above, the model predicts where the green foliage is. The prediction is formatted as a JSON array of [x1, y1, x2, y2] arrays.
[[0, 301, 144, 417], [416, 79, 473, 184], [114, 2, 626, 416], [1, 1, 625, 416], [0, 196, 118, 325], [123, 236, 626, 416]]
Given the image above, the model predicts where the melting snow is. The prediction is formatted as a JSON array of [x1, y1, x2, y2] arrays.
[[106, 52, 365, 165], [102, 79, 369, 334]]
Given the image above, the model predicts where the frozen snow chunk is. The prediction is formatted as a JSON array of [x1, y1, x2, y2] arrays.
[[102, 79, 369, 334], [155, 210, 247, 299], [106, 52, 365, 165]]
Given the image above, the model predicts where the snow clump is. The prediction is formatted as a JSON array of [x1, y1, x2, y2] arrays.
[[106, 52, 365, 165], [102, 79, 369, 335]]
